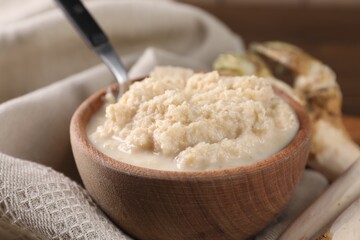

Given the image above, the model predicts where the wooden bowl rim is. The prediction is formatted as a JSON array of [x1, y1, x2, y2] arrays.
[[71, 77, 311, 181]]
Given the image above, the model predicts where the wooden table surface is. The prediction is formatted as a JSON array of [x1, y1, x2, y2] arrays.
[[180, 2, 360, 116]]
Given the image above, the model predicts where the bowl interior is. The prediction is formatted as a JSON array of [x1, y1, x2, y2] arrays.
[[73, 81, 311, 180]]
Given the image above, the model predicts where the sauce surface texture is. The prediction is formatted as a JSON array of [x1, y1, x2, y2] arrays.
[[88, 67, 299, 171]]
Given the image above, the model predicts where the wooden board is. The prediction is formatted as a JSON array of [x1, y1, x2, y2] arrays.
[[343, 115, 360, 145]]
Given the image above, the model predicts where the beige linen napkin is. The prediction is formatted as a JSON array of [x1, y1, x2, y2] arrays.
[[0, 0, 327, 239]]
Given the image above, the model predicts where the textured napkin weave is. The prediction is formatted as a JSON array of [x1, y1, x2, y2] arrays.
[[0, 153, 131, 240], [0, 0, 328, 239]]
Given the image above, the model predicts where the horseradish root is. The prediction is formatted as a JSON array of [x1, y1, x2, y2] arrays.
[[214, 41, 360, 179], [278, 158, 360, 240], [317, 197, 360, 240], [251, 42, 360, 179]]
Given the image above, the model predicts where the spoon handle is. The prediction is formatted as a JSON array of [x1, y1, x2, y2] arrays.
[[55, 0, 129, 95], [54, 0, 108, 48]]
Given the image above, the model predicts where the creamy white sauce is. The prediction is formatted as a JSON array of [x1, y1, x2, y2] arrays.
[[88, 106, 178, 171], [87, 67, 299, 172]]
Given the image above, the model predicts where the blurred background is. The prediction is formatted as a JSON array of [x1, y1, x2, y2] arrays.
[[178, 0, 360, 115], [1, 0, 359, 115]]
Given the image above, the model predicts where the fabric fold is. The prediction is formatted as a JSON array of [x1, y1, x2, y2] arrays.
[[0, 0, 242, 103]]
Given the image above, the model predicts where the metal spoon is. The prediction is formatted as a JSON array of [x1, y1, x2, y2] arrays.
[[55, 0, 129, 97]]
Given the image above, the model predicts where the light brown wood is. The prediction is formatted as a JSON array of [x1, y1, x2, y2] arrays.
[[70, 82, 311, 240]]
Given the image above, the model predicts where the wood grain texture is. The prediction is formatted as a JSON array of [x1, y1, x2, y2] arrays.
[[178, 3, 360, 115], [70, 82, 311, 240]]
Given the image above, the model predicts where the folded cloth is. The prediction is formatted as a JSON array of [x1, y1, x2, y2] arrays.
[[0, 0, 328, 239], [0, 0, 242, 103]]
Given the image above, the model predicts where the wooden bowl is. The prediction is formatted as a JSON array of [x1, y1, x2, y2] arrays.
[[70, 81, 311, 240]]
